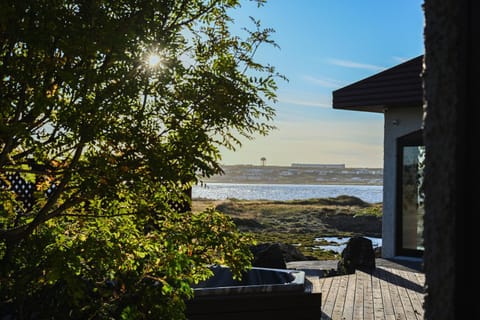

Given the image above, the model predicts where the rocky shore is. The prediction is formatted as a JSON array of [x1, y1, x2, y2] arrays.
[[192, 195, 382, 260]]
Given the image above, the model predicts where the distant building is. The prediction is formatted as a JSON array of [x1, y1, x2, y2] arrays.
[[290, 163, 345, 169]]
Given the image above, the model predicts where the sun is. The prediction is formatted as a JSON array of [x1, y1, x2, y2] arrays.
[[147, 53, 161, 68]]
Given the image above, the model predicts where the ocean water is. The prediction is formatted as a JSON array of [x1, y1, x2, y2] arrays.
[[314, 236, 382, 253], [192, 182, 382, 204]]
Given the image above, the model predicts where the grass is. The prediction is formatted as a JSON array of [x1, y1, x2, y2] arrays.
[[192, 195, 382, 260]]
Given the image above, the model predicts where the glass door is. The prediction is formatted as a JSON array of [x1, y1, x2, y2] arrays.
[[396, 130, 424, 256]]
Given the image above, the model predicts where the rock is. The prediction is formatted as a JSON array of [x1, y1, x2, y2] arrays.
[[277, 243, 310, 262], [250, 243, 310, 269], [337, 236, 376, 274], [250, 243, 287, 269]]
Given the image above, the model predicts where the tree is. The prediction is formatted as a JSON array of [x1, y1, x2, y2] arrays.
[[0, 0, 283, 318], [261, 156, 267, 166]]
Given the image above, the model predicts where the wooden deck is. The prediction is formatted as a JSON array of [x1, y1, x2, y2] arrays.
[[307, 266, 425, 320]]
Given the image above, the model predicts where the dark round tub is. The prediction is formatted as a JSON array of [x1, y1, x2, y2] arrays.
[[186, 266, 322, 320]]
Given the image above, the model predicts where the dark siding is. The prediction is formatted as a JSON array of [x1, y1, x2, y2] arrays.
[[332, 55, 424, 113]]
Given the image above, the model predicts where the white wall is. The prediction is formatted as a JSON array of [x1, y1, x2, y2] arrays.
[[382, 106, 424, 258]]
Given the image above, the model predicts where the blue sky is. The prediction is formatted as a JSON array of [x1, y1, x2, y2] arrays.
[[220, 0, 425, 168]]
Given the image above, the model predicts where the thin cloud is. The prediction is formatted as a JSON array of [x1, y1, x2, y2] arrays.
[[279, 97, 331, 108], [392, 56, 409, 63], [303, 75, 345, 89], [327, 58, 385, 71]]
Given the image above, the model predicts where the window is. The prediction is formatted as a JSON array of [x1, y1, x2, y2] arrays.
[[396, 129, 424, 256]]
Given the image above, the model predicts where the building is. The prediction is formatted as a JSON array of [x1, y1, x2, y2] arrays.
[[290, 163, 345, 169], [332, 5, 477, 313], [332, 55, 424, 260]]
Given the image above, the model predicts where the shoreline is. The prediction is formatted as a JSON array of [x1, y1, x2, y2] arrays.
[[192, 196, 382, 260], [196, 181, 383, 186], [200, 165, 383, 186], [192, 183, 383, 204]]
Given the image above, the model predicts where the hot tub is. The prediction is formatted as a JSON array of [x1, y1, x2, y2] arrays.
[[185, 266, 322, 320], [192, 265, 305, 296]]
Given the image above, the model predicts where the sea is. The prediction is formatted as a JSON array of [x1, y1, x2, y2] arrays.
[[314, 236, 382, 254], [192, 182, 383, 204]]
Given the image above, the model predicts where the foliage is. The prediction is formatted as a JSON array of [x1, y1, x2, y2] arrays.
[[0, 0, 281, 318], [354, 204, 383, 217], [1, 208, 254, 319]]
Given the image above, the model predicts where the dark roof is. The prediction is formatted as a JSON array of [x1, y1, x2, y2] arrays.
[[332, 55, 423, 113]]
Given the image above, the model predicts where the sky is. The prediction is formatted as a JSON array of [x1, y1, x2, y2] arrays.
[[218, 0, 425, 168]]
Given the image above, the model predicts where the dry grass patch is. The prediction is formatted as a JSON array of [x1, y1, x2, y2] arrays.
[[191, 196, 382, 260]]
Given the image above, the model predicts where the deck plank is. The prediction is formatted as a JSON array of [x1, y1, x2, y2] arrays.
[[371, 269, 385, 320], [361, 270, 375, 320], [319, 273, 334, 319], [386, 268, 407, 320], [353, 270, 364, 319], [342, 273, 356, 320], [398, 268, 425, 319], [391, 268, 418, 320], [307, 276, 323, 294], [331, 272, 349, 319], [322, 275, 341, 318], [316, 265, 425, 320], [377, 268, 395, 319]]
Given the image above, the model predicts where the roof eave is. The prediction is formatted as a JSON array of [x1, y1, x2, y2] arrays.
[[332, 55, 424, 113]]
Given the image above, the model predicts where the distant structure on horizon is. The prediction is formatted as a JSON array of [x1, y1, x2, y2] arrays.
[[291, 163, 345, 169]]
